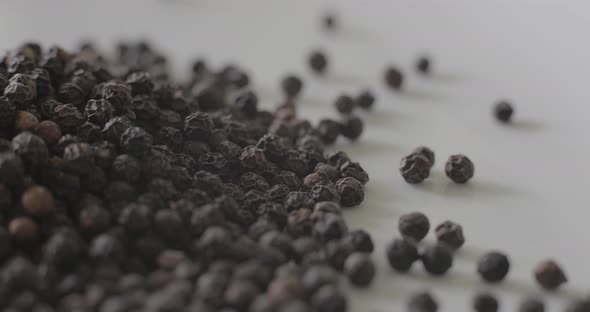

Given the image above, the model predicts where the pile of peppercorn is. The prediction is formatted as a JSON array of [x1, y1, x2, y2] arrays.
[[0, 41, 376, 312]]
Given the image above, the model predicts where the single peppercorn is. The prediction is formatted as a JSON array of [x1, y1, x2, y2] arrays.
[[400, 152, 431, 184], [413, 146, 435, 168], [311, 285, 347, 312], [356, 90, 375, 110], [519, 297, 545, 312], [477, 251, 510, 283], [398, 212, 430, 242], [494, 100, 514, 123], [309, 51, 328, 74], [339, 161, 369, 185], [340, 116, 363, 141], [386, 238, 419, 272], [15, 110, 39, 132], [21, 185, 55, 216], [120, 126, 152, 157], [384, 67, 403, 90], [407, 291, 438, 312], [8, 216, 38, 243], [334, 94, 354, 115], [416, 56, 431, 74], [434, 221, 465, 250], [534, 259, 567, 290], [445, 154, 474, 184], [342, 229, 374, 253], [33, 120, 62, 146], [281, 75, 303, 98], [421, 243, 453, 275], [473, 293, 499, 312], [335, 177, 364, 207]]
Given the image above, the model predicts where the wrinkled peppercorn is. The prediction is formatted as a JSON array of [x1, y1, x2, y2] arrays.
[[339, 161, 369, 185], [386, 238, 419, 272], [477, 251, 510, 283], [120, 127, 152, 157], [400, 152, 431, 184], [384, 67, 403, 90], [519, 297, 545, 312], [281, 75, 303, 98], [534, 259, 567, 290], [308, 51, 328, 74], [398, 212, 429, 242], [434, 221, 464, 250], [473, 293, 499, 312], [494, 100, 514, 123], [408, 291, 438, 312], [421, 243, 453, 275], [335, 177, 364, 207], [445, 154, 474, 184]]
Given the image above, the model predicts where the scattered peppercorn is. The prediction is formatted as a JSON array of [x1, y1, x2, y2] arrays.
[[421, 243, 453, 275], [416, 56, 431, 74], [309, 51, 328, 74], [434, 221, 465, 250], [334, 94, 354, 115], [344, 252, 375, 287], [340, 116, 363, 141], [519, 297, 545, 312], [534, 259, 567, 290], [473, 293, 499, 312], [408, 291, 438, 312], [398, 212, 430, 242], [412, 146, 435, 168], [386, 238, 419, 272], [477, 251, 510, 283], [355, 90, 375, 110], [445, 154, 474, 184], [494, 100, 514, 123], [400, 152, 431, 184], [384, 67, 403, 90], [281, 75, 303, 98]]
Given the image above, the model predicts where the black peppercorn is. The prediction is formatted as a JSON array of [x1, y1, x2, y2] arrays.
[[355, 90, 375, 110], [407, 291, 438, 312], [473, 293, 499, 312], [434, 221, 465, 250], [534, 259, 567, 290], [85, 99, 115, 126], [340, 116, 363, 141], [9, 216, 38, 243], [335, 177, 364, 207], [310, 285, 347, 312], [421, 243, 453, 275], [281, 75, 303, 98], [342, 229, 373, 253], [334, 95, 354, 114], [494, 100, 514, 123], [519, 297, 545, 312], [477, 251, 510, 283], [317, 119, 341, 145], [398, 212, 429, 242], [386, 238, 419, 272], [413, 146, 435, 168], [309, 51, 328, 74], [416, 56, 431, 74], [400, 152, 431, 184], [12, 131, 49, 168], [53, 104, 83, 132], [339, 161, 369, 185], [384, 67, 403, 90], [120, 127, 152, 157], [343, 252, 375, 287], [445, 154, 474, 184]]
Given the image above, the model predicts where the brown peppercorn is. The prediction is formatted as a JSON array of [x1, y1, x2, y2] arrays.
[[398, 212, 430, 242], [309, 51, 328, 74], [340, 116, 363, 141], [33, 120, 62, 146], [343, 252, 375, 287], [473, 293, 499, 312], [434, 221, 465, 250], [302, 172, 330, 191], [21, 185, 55, 216], [15, 110, 39, 132], [384, 67, 403, 90], [445, 154, 474, 184], [334, 95, 354, 115], [9, 216, 38, 243], [534, 259, 567, 290], [400, 152, 431, 184]]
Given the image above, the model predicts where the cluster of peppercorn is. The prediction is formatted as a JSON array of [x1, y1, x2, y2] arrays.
[[0, 38, 380, 312]]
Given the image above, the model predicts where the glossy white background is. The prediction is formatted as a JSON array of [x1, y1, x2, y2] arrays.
[[2, 0, 589, 310]]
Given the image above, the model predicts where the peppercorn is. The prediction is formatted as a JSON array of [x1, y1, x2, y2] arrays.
[[384, 67, 403, 90], [534, 259, 567, 290], [494, 100, 514, 123], [342, 229, 373, 253], [434, 221, 464, 250], [0, 96, 16, 129], [445, 154, 474, 184], [15, 110, 39, 132], [335, 177, 364, 207], [399, 152, 431, 184], [340, 116, 363, 140], [416, 56, 431, 74], [53, 104, 83, 132], [120, 126, 152, 157], [317, 119, 341, 145], [0, 152, 25, 187], [343, 252, 375, 287], [413, 146, 435, 168], [11, 131, 49, 168], [8, 216, 38, 243], [5, 82, 35, 109], [421, 243, 453, 275], [334, 94, 354, 115], [355, 90, 375, 110], [309, 51, 328, 74], [32, 120, 61, 146], [519, 297, 545, 312], [407, 291, 438, 312], [281, 75, 303, 98], [477, 251, 510, 283], [398, 212, 429, 242], [339, 161, 369, 185], [21, 185, 55, 216], [473, 293, 499, 312], [311, 285, 347, 312]]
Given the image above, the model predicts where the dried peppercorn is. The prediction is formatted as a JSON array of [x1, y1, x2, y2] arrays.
[[240, 145, 268, 172], [126, 71, 154, 96], [286, 208, 313, 238], [386, 238, 419, 272], [272, 171, 301, 191], [494, 100, 514, 123], [342, 229, 374, 253], [281, 75, 303, 98], [334, 95, 354, 114], [335, 177, 364, 207], [0, 152, 25, 187], [233, 90, 258, 118], [85, 99, 115, 126], [339, 161, 369, 185], [256, 134, 288, 162], [400, 152, 431, 184], [313, 213, 347, 242], [8, 216, 38, 243], [421, 243, 453, 275], [314, 163, 340, 182], [33, 120, 62, 146], [384, 67, 403, 90], [434, 221, 465, 250], [416, 56, 431, 74], [473, 293, 499, 312], [310, 285, 347, 312], [343, 252, 375, 287], [102, 82, 132, 112], [0, 96, 16, 129], [398, 212, 429, 242], [11, 131, 49, 168], [407, 291, 438, 312], [240, 172, 270, 192], [53, 103, 84, 132], [519, 297, 545, 312], [21, 185, 55, 216], [15, 110, 39, 132], [445, 154, 474, 184], [356, 90, 375, 110], [477, 251, 510, 283], [308, 51, 328, 74], [340, 116, 363, 141], [309, 183, 340, 203], [317, 119, 341, 145], [120, 127, 152, 157], [413, 146, 435, 168], [184, 111, 213, 140], [534, 259, 567, 290], [5, 82, 35, 109]]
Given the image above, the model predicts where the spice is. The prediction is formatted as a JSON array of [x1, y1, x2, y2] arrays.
[[421, 243, 453, 275], [281, 75, 303, 98], [518, 297, 544, 312], [384, 67, 403, 90], [400, 152, 431, 184], [344, 252, 375, 287], [8, 216, 38, 243], [407, 291, 438, 312], [340, 116, 363, 141], [534, 259, 567, 290], [494, 101, 514, 123], [386, 238, 419, 272], [342, 229, 374, 253], [434, 221, 465, 250], [413, 146, 435, 168], [21, 185, 55, 216], [355, 90, 375, 110], [310, 285, 347, 312], [445, 154, 474, 184], [309, 51, 328, 74], [398, 212, 430, 242], [335, 177, 364, 207], [416, 56, 431, 74], [334, 94, 354, 115], [33, 120, 62, 146], [15, 110, 39, 132], [477, 251, 510, 283], [473, 293, 499, 312]]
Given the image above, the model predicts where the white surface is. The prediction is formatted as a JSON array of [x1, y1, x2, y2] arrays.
[[2, 0, 590, 310]]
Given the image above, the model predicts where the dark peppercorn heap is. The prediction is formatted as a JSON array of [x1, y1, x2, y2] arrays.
[[0, 41, 372, 311]]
